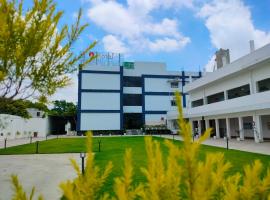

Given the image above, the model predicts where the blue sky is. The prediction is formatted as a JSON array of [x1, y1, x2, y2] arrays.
[[23, 0, 270, 102], [53, 0, 270, 71]]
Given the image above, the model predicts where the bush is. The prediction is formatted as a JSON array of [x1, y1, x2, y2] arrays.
[[10, 92, 270, 199]]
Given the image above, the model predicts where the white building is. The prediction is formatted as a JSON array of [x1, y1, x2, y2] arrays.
[[78, 56, 201, 132], [0, 110, 50, 140], [168, 43, 270, 142]]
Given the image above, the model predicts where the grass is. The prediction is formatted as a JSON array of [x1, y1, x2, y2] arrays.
[[0, 136, 270, 194]]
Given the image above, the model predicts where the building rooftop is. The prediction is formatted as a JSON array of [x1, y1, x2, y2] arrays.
[[185, 43, 270, 92]]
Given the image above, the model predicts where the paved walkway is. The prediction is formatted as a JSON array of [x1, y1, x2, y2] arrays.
[[159, 134, 270, 155], [0, 153, 79, 200]]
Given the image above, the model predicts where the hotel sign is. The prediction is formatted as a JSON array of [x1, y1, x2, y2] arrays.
[[89, 52, 123, 66]]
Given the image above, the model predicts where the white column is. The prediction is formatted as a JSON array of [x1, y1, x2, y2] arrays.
[[226, 118, 231, 139], [203, 89, 206, 105], [253, 115, 263, 143], [190, 120, 195, 136], [224, 91, 228, 100], [249, 71, 255, 94], [215, 119, 220, 138], [198, 120, 202, 136], [238, 117, 244, 140]]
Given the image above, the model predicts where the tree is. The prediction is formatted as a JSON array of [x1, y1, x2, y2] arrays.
[[49, 100, 77, 117], [49, 100, 77, 130], [0, 0, 96, 102], [0, 98, 48, 118], [0, 98, 30, 118], [24, 100, 49, 113]]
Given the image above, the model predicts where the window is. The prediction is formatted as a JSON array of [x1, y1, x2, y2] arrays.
[[123, 94, 142, 106], [123, 76, 142, 87], [207, 92, 224, 104], [171, 100, 176, 106], [170, 82, 179, 88], [37, 112, 40, 117], [227, 84, 250, 99], [257, 77, 270, 92], [191, 99, 204, 107]]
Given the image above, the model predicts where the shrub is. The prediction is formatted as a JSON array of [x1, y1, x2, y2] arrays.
[[10, 92, 270, 199]]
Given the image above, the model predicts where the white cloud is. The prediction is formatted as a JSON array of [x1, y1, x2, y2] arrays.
[[144, 18, 180, 37], [198, 0, 270, 71], [102, 35, 128, 53], [204, 55, 216, 72], [149, 37, 190, 52], [87, 0, 193, 53], [127, 0, 193, 16], [88, 1, 141, 39]]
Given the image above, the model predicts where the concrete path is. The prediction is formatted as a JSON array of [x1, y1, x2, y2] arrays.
[[159, 134, 270, 155], [0, 153, 79, 200]]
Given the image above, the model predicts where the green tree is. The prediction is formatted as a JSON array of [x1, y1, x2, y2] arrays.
[[0, 0, 96, 102], [49, 100, 76, 117], [0, 98, 48, 118], [0, 98, 30, 118], [49, 100, 77, 126]]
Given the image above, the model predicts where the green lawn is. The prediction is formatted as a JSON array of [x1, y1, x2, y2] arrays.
[[0, 136, 270, 194]]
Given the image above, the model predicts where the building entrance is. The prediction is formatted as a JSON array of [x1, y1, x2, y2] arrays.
[[124, 113, 143, 129]]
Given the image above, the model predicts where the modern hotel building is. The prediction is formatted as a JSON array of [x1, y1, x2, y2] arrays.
[[168, 43, 270, 142], [77, 58, 201, 132]]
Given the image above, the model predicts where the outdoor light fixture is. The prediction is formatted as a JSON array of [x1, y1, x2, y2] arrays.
[[80, 152, 86, 175], [80, 152, 86, 158]]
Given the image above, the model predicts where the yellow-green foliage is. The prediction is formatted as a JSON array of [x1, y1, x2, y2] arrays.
[[10, 175, 43, 200], [10, 91, 270, 199], [59, 132, 113, 200]]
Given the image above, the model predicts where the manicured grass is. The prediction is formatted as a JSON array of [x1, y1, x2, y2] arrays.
[[0, 136, 270, 194]]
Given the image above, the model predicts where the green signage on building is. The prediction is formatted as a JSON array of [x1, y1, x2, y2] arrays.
[[123, 62, 134, 69]]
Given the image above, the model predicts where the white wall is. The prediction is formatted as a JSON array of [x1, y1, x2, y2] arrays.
[[80, 113, 120, 130], [145, 95, 170, 111], [0, 114, 49, 140], [205, 72, 250, 97], [144, 78, 182, 92], [27, 108, 45, 118], [84, 65, 120, 72], [123, 106, 142, 113], [81, 92, 120, 110], [81, 73, 120, 90], [123, 87, 142, 94], [123, 62, 167, 76], [145, 95, 178, 111], [187, 89, 204, 103]]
